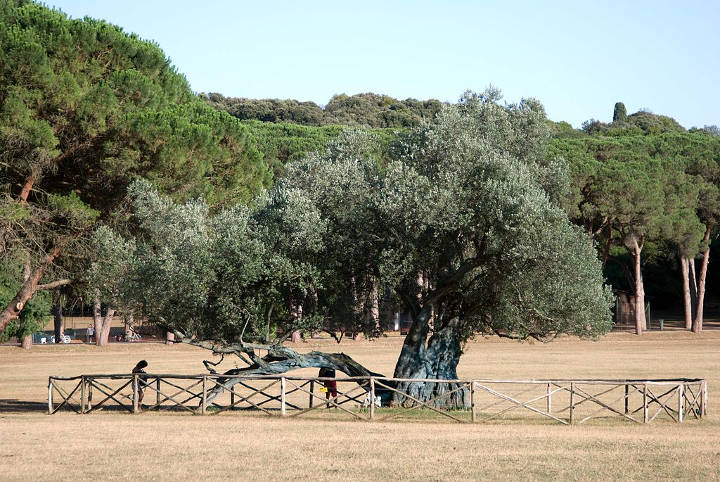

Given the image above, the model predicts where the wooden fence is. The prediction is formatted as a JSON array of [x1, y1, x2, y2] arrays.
[[47, 374, 708, 424]]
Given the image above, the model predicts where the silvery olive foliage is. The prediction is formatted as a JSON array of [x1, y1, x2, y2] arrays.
[[87, 179, 325, 341], [283, 89, 613, 342], [90, 89, 613, 348]]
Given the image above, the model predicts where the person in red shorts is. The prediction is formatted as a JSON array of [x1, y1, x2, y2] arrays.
[[318, 367, 338, 407]]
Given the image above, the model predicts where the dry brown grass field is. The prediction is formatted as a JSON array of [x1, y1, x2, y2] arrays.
[[2, 331, 720, 481]]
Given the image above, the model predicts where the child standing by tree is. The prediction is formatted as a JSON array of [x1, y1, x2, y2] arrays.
[[318, 367, 338, 407]]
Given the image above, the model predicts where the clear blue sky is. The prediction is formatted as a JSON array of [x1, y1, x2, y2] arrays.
[[49, 1, 719, 128]]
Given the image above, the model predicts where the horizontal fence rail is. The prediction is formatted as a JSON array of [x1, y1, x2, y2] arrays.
[[47, 374, 708, 425]]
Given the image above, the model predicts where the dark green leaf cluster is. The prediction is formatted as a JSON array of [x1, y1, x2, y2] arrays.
[[203, 92, 445, 129], [0, 1, 272, 314], [0, 0, 270, 212], [242, 120, 399, 178]]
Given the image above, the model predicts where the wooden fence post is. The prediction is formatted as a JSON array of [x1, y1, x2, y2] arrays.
[[230, 385, 235, 410], [702, 380, 708, 417], [309, 380, 314, 409], [471, 381, 477, 423], [281, 377, 287, 416], [546, 383, 552, 415], [132, 374, 139, 413], [47, 378, 53, 414], [643, 383, 648, 423], [370, 377, 376, 421], [80, 376, 86, 414], [677, 383, 684, 423], [201, 376, 207, 415], [88, 378, 93, 410], [569, 382, 575, 425], [624, 384, 629, 414], [156, 378, 161, 408]]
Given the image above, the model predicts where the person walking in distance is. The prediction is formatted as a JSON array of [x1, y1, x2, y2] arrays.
[[132, 360, 149, 409]]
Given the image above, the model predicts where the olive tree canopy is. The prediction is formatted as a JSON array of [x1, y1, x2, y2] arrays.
[[105, 90, 612, 406]]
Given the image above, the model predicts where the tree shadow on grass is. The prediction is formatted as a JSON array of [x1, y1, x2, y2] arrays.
[[0, 399, 48, 413]]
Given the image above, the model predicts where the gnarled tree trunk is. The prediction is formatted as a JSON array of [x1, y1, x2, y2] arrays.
[[21, 334, 32, 350], [392, 305, 468, 408]]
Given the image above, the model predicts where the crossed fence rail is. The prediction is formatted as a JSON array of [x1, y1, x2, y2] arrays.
[[47, 374, 708, 424]]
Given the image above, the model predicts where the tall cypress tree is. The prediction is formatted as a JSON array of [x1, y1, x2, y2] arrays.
[[613, 102, 628, 122]]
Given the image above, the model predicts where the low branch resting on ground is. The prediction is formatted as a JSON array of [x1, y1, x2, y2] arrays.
[[173, 332, 389, 405]]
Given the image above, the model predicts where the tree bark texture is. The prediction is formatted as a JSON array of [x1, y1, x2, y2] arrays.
[[629, 236, 646, 335], [392, 305, 468, 408], [92, 298, 102, 344], [693, 226, 711, 333], [124, 312, 134, 340], [21, 334, 32, 350], [93, 298, 114, 346], [681, 257, 693, 330], [52, 295, 63, 343], [98, 308, 114, 346], [179, 335, 387, 405]]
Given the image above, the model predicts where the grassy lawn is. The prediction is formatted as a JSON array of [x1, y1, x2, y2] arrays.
[[1, 331, 719, 480]]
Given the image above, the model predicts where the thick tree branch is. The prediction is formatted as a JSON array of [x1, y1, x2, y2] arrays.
[[37, 279, 72, 291], [173, 331, 387, 404]]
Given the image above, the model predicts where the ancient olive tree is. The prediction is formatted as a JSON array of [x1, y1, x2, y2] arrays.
[[108, 91, 613, 408], [280, 91, 613, 405], [92, 89, 613, 409]]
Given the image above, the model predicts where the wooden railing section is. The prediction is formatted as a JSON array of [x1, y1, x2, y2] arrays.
[[47, 374, 708, 424]]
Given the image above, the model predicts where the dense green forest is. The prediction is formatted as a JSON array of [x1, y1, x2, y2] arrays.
[[0, 1, 718, 352], [202, 92, 443, 129]]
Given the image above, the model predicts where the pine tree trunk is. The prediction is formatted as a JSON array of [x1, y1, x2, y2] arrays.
[[630, 236, 645, 335], [689, 258, 698, 312], [52, 295, 64, 343], [21, 334, 32, 350], [681, 257, 693, 330], [693, 226, 711, 333]]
